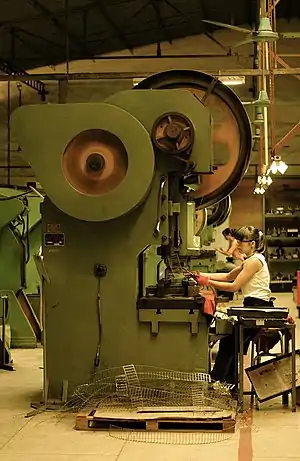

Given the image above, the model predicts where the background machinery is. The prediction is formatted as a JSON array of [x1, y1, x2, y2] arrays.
[[0, 188, 41, 360], [11, 70, 252, 402]]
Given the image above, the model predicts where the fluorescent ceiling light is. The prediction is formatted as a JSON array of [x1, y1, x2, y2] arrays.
[[133, 78, 145, 86], [134, 76, 246, 87], [218, 76, 245, 86]]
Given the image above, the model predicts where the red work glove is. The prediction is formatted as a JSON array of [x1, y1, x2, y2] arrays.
[[193, 273, 210, 286], [287, 315, 295, 324]]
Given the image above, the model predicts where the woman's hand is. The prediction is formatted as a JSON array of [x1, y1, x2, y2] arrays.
[[216, 248, 229, 256], [185, 270, 209, 286], [287, 315, 295, 324], [194, 273, 210, 286]]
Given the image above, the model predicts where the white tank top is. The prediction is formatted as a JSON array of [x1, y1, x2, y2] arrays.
[[241, 253, 271, 301]]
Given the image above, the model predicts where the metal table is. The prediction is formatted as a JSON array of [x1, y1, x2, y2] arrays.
[[235, 317, 296, 412]]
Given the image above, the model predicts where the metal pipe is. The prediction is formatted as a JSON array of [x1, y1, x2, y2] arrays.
[[0, 69, 299, 82], [65, 0, 69, 76], [267, 0, 277, 158], [0, 53, 253, 62], [6, 82, 11, 186], [278, 54, 300, 58], [253, 0, 264, 177], [45, 53, 246, 59], [263, 42, 269, 167], [259, 0, 270, 171]]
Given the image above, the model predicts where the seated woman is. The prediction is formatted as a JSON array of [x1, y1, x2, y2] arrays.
[[189, 226, 273, 385], [216, 227, 245, 300], [216, 227, 245, 267]]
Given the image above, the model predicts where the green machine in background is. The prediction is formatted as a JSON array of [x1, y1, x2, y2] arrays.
[[0, 188, 42, 348], [181, 195, 233, 274], [11, 70, 251, 402], [144, 195, 232, 288]]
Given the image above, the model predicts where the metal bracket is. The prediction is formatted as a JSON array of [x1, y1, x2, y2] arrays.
[[138, 308, 202, 334]]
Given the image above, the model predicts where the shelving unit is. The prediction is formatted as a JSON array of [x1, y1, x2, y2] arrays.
[[264, 180, 300, 293]]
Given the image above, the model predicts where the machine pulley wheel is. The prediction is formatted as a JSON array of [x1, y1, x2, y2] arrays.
[[62, 129, 128, 196], [206, 195, 232, 227], [151, 111, 194, 155], [135, 70, 252, 209]]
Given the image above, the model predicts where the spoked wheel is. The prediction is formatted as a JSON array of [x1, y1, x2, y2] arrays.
[[135, 70, 252, 209]]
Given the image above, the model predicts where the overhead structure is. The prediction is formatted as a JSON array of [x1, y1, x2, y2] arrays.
[[203, 17, 300, 48], [11, 70, 251, 402]]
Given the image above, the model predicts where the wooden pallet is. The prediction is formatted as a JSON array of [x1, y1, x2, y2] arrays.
[[75, 407, 236, 433]]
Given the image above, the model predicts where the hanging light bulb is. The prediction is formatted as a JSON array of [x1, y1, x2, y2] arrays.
[[267, 155, 288, 175], [253, 183, 266, 194], [257, 175, 272, 187], [261, 175, 272, 186]]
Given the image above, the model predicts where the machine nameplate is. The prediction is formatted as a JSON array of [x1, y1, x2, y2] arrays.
[[44, 233, 65, 247]]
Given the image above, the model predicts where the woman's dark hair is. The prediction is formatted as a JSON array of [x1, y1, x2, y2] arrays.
[[222, 227, 236, 237], [234, 226, 265, 253]]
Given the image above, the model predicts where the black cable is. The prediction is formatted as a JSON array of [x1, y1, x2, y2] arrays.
[[94, 277, 102, 368], [0, 191, 31, 201], [22, 216, 26, 239], [25, 210, 30, 264]]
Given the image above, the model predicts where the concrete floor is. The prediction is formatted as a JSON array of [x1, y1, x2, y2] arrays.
[[0, 293, 299, 461]]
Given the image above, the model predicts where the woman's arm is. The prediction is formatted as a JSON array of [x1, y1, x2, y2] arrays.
[[216, 240, 238, 257], [216, 248, 230, 256], [188, 265, 243, 282], [208, 258, 262, 292], [226, 239, 237, 256]]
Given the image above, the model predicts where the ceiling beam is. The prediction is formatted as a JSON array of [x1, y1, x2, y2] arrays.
[[276, 54, 300, 83], [0, 0, 101, 30], [273, 122, 300, 155], [150, 0, 173, 44], [26, 0, 87, 55], [12, 30, 56, 69], [16, 27, 64, 49], [163, 0, 186, 18], [94, 2, 133, 52], [205, 32, 231, 53]]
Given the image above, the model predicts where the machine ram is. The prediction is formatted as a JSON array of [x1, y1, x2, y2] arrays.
[[11, 70, 252, 402]]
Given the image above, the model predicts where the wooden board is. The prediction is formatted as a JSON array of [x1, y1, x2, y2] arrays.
[[75, 407, 236, 433]]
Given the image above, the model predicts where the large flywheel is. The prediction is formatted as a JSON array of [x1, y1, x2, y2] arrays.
[[135, 70, 252, 209]]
